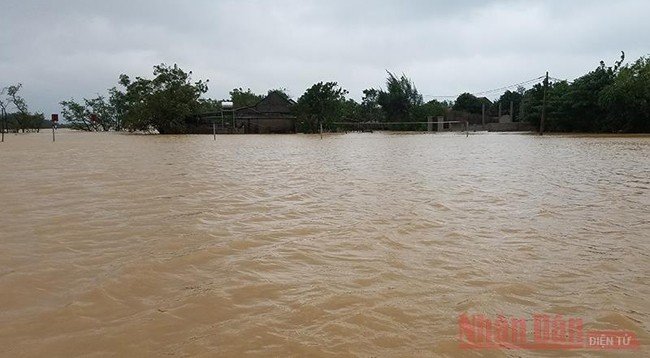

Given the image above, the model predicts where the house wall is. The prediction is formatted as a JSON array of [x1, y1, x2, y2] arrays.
[[193, 92, 296, 134], [486, 122, 534, 132], [236, 118, 294, 134]]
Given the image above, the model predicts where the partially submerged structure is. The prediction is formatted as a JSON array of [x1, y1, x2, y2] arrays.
[[235, 92, 296, 133], [193, 92, 296, 134]]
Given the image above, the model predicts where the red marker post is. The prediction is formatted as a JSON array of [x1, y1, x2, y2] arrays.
[[51, 114, 58, 142], [90, 113, 98, 132]]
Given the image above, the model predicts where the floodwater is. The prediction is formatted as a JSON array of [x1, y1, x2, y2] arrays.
[[0, 130, 648, 357]]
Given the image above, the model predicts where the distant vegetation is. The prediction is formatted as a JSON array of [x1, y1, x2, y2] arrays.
[[0, 84, 45, 133], [5, 53, 648, 135], [303, 52, 649, 133], [530, 53, 650, 133]]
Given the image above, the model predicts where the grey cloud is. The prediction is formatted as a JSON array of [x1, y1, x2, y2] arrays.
[[1, 0, 648, 116]]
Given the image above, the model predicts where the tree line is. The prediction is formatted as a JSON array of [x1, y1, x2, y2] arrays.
[[0, 84, 45, 133], [3, 53, 648, 135], [530, 52, 649, 133], [450, 52, 650, 133], [57, 65, 450, 134]]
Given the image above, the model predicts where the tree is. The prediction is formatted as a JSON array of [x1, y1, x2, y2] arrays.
[[60, 99, 92, 131], [453, 93, 483, 114], [521, 52, 639, 132], [521, 81, 570, 129], [295, 81, 348, 133], [229, 88, 262, 108], [341, 98, 361, 121], [117, 64, 209, 134], [1, 84, 43, 132], [413, 100, 446, 123], [0, 86, 12, 134], [377, 71, 423, 125], [108, 87, 128, 131], [60, 95, 116, 131], [599, 55, 650, 132], [4, 112, 44, 133], [496, 90, 523, 121], [359, 88, 384, 122], [561, 61, 617, 131], [197, 98, 222, 113]]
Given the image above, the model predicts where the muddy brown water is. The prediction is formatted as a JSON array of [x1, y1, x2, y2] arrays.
[[0, 130, 648, 357]]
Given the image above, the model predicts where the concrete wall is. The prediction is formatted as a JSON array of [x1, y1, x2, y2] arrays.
[[498, 115, 513, 123], [236, 118, 294, 134], [486, 122, 534, 132], [466, 122, 534, 132]]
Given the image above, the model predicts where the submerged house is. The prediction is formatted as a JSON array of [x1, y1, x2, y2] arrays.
[[192, 91, 296, 134], [234, 92, 296, 134]]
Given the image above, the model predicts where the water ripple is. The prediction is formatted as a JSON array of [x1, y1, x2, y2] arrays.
[[0, 131, 648, 357]]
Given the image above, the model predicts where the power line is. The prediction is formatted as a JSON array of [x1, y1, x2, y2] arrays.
[[473, 76, 545, 96], [423, 75, 546, 99], [548, 76, 570, 83]]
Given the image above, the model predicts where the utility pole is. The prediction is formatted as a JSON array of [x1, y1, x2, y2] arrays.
[[540, 72, 548, 135], [510, 101, 514, 122]]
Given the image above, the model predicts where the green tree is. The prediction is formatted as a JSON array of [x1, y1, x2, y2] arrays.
[[377, 72, 423, 126], [1, 84, 43, 132], [453, 93, 483, 114], [522, 52, 634, 132], [4, 112, 44, 133], [86, 95, 116, 131], [599, 56, 650, 132], [26, 112, 45, 131], [413, 100, 446, 123], [1, 86, 14, 133], [561, 62, 617, 131], [197, 98, 222, 113], [341, 98, 361, 121], [295, 81, 348, 133], [496, 90, 523, 121], [522, 83, 543, 125], [359, 88, 384, 122], [60, 99, 92, 131], [108, 87, 128, 131], [60, 95, 116, 131], [229, 88, 262, 108], [118, 64, 209, 134]]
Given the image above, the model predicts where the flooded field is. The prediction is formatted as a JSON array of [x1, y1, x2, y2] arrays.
[[0, 131, 648, 357]]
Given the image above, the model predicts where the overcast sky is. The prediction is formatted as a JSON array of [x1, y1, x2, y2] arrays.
[[1, 0, 649, 116]]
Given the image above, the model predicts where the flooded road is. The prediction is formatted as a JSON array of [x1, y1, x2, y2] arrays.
[[0, 131, 648, 357]]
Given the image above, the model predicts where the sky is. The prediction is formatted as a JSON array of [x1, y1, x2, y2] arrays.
[[1, 0, 649, 116]]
